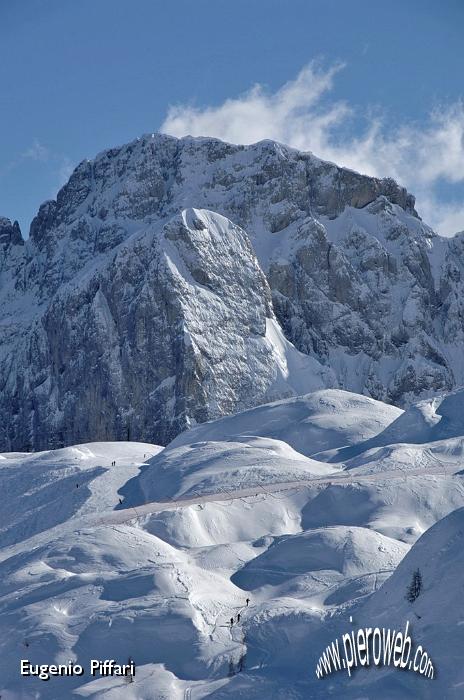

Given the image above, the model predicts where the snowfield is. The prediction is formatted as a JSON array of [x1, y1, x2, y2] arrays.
[[2, 389, 464, 698]]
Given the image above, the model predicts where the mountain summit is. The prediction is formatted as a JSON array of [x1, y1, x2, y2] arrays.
[[1, 133, 463, 450]]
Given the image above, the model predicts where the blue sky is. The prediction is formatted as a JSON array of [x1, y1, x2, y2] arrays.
[[1, 0, 463, 236]]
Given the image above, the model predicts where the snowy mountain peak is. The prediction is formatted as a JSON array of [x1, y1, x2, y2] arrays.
[[1, 132, 464, 449]]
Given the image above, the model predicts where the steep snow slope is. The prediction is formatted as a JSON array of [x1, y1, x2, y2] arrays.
[[2, 134, 464, 449], [2, 389, 464, 698]]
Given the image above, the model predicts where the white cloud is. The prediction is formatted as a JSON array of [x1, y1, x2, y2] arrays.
[[22, 138, 49, 162], [161, 63, 464, 236], [162, 62, 350, 159]]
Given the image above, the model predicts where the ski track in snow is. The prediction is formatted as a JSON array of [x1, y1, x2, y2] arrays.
[[103, 464, 459, 525]]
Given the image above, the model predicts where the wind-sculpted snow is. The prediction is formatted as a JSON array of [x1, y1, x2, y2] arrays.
[[231, 526, 408, 590], [2, 134, 464, 448], [369, 386, 464, 444], [327, 386, 464, 464], [2, 389, 464, 698], [168, 388, 403, 458], [120, 435, 338, 505]]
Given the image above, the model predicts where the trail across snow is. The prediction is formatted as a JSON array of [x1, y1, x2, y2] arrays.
[[102, 462, 461, 527]]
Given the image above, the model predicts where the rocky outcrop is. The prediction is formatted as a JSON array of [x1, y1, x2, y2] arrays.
[[0, 218, 23, 248], [0, 207, 329, 450]]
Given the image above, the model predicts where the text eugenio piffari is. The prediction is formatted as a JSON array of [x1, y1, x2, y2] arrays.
[[21, 659, 135, 681]]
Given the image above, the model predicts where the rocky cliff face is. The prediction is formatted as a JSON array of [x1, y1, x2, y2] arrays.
[[0, 203, 330, 450], [1, 134, 463, 449]]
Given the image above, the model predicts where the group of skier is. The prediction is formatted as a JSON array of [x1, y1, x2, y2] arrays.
[[229, 598, 250, 627]]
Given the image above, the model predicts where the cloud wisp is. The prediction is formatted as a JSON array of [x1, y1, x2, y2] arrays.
[[21, 138, 50, 162], [1, 138, 73, 201], [161, 63, 464, 236]]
